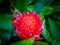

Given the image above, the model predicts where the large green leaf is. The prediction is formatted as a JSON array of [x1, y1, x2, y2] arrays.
[[48, 18, 60, 42], [41, 18, 60, 45], [11, 38, 34, 45]]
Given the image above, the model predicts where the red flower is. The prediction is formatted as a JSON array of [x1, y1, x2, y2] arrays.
[[12, 12, 43, 40]]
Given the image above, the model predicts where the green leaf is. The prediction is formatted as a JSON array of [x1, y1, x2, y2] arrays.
[[41, 19, 60, 45], [42, 20, 50, 40], [48, 18, 60, 42], [40, 5, 60, 16], [33, 41, 49, 45], [49, 38, 60, 45], [16, 0, 28, 12], [11, 38, 34, 45], [40, 6, 52, 16], [0, 13, 12, 30]]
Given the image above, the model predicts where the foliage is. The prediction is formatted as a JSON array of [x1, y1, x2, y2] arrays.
[[0, 0, 60, 45]]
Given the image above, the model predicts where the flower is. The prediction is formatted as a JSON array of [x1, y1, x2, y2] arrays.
[[12, 12, 43, 40]]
